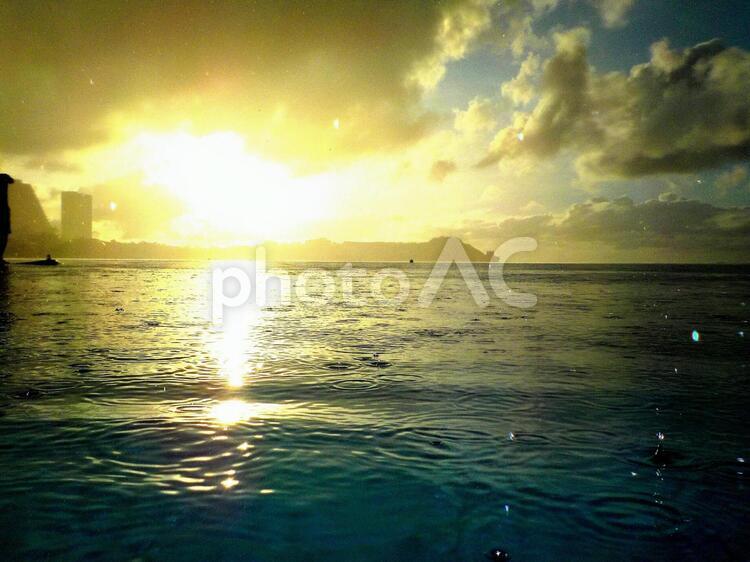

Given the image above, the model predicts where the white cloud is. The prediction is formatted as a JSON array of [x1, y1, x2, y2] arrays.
[[591, 0, 636, 28], [454, 96, 498, 134], [501, 53, 542, 106]]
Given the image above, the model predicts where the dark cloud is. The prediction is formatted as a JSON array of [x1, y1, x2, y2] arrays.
[[452, 196, 750, 261], [715, 165, 749, 194], [0, 0, 493, 159], [479, 27, 597, 168], [483, 33, 750, 179], [429, 160, 458, 182]]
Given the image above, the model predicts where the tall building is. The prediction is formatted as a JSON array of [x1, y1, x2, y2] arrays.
[[61, 192, 92, 241]]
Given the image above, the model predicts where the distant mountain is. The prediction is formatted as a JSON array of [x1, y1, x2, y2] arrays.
[[22, 236, 490, 262], [6, 181, 58, 258], [263, 237, 490, 262], [7, 181, 53, 236], [3, 182, 490, 261]]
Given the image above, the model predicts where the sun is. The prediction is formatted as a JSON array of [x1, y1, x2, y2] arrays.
[[135, 131, 335, 242]]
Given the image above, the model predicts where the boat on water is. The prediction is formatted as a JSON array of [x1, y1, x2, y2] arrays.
[[21, 255, 60, 266]]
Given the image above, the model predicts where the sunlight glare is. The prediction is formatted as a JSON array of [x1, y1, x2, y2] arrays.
[[210, 399, 281, 426], [136, 131, 335, 241], [208, 307, 263, 388]]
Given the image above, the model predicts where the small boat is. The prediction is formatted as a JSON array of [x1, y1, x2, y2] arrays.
[[22, 255, 60, 266]]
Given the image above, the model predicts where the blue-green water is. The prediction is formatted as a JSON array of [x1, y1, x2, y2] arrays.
[[0, 262, 748, 560]]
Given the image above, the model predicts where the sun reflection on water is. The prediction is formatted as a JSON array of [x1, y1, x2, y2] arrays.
[[208, 307, 264, 388], [210, 399, 282, 426], [220, 477, 239, 489]]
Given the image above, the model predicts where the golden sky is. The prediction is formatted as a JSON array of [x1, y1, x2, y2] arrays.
[[1, 0, 749, 259]]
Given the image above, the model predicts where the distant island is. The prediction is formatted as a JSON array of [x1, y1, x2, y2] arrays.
[[7, 180, 749, 264], [3, 180, 491, 262], [7, 235, 491, 263]]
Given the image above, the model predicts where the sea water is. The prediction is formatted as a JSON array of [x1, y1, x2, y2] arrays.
[[0, 261, 748, 560]]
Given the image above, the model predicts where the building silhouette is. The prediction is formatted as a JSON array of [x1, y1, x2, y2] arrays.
[[61, 192, 92, 241]]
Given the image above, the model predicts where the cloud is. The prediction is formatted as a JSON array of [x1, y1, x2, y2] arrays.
[[0, 0, 495, 162], [658, 191, 681, 203], [22, 157, 82, 174], [409, 0, 495, 90], [452, 195, 750, 261], [480, 184, 504, 203], [501, 52, 541, 106], [454, 96, 497, 134], [487, 1, 559, 58], [581, 39, 750, 178], [429, 160, 458, 182], [715, 165, 749, 194], [590, 0, 636, 28], [519, 200, 547, 215], [480, 34, 750, 180], [479, 27, 593, 167]]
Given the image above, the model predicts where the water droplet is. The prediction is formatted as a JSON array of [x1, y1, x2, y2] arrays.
[[656, 432, 665, 441], [691, 330, 700, 342], [486, 548, 511, 561]]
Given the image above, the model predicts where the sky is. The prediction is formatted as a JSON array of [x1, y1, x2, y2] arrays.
[[1, 0, 749, 260]]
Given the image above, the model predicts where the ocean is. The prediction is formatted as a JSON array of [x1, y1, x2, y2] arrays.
[[0, 261, 748, 560]]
